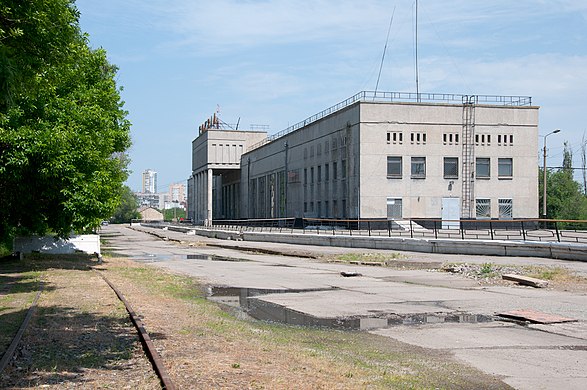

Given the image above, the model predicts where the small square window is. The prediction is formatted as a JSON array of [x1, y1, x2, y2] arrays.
[[476, 198, 491, 219], [498, 158, 513, 178], [444, 157, 459, 178], [476, 158, 490, 178], [411, 157, 426, 178], [387, 156, 402, 178], [499, 198, 513, 219]]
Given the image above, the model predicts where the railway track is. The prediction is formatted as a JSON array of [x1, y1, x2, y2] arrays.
[[0, 264, 176, 390]]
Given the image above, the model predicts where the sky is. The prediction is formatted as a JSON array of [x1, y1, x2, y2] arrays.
[[75, 0, 587, 192]]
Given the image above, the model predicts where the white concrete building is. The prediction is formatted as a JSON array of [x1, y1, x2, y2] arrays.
[[142, 169, 157, 194], [188, 92, 539, 225]]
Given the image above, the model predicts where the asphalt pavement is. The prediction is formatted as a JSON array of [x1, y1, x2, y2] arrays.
[[101, 224, 587, 390]]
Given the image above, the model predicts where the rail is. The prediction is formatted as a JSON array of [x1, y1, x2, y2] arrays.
[[207, 218, 587, 245], [249, 91, 533, 150]]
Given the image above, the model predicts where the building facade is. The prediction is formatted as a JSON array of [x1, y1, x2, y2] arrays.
[[142, 169, 158, 194], [188, 92, 539, 224]]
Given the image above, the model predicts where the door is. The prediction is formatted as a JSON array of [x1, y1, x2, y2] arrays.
[[387, 198, 402, 220], [442, 197, 460, 229]]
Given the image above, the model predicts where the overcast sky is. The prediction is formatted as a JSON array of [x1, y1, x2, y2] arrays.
[[76, 0, 587, 192]]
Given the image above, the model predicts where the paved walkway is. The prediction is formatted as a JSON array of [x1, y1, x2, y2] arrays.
[[102, 224, 587, 390]]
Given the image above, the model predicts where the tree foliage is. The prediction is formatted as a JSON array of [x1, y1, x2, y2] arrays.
[[111, 186, 140, 223], [0, 0, 131, 240], [539, 142, 587, 220]]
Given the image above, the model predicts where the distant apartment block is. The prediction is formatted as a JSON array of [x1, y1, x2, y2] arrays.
[[142, 169, 157, 193], [164, 182, 186, 209], [187, 91, 539, 225]]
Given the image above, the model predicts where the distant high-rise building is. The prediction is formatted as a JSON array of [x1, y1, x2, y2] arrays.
[[168, 182, 186, 203], [142, 169, 157, 193]]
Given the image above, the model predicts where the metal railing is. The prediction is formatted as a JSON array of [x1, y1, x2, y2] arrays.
[[248, 91, 533, 151], [206, 218, 587, 245]]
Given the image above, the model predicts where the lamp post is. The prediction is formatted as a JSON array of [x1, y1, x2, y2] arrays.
[[542, 129, 561, 219]]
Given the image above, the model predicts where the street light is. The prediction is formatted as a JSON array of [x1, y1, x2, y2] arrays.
[[542, 129, 561, 219]]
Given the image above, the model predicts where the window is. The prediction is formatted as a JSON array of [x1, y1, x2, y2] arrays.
[[444, 157, 459, 178], [410, 132, 427, 144], [304, 202, 307, 213], [304, 148, 308, 159], [387, 156, 402, 178], [387, 198, 402, 219], [325, 140, 329, 154], [317, 165, 322, 182], [498, 158, 513, 178], [325, 201, 329, 217], [341, 160, 347, 178], [310, 167, 315, 183], [310, 146, 314, 157], [304, 168, 308, 184], [411, 157, 426, 178], [333, 162, 338, 180], [317, 201, 322, 217], [317, 144, 322, 156], [476, 158, 490, 178], [499, 198, 513, 219], [388, 132, 403, 144], [476, 198, 491, 219], [443, 133, 460, 145], [325, 163, 330, 181]]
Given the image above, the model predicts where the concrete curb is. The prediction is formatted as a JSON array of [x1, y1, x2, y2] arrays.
[[142, 224, 587, 261]]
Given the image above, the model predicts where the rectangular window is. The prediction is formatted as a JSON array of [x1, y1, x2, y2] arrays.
[[333, 162, 338, 180], [317, 201, 322, 217], [317, 165, 322, 182], [499, 198, 513, 219], [387, 156, 402, 178], [325, 163, 330, 181], [387, 132, 391, 143], [341, 160, 347, 178], [304, 202, 307, 213], [443, 157, 459, 178], [498, 158, 513, 178], [476, 198, 491, 219], [310, 167, 315, 183], [387, 198, 402, 219], [325, 141, 329, 154], [325, 201, 329, 217], [304, 168, 308, 184], [411, 157, 426, 178], [476, 158, 490, 178]]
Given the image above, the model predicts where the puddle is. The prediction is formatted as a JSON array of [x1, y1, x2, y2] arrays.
[[206, 286, 494, 330], [187, 254, 250, 262]]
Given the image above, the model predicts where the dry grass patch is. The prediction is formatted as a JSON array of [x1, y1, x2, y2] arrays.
[[0, 254, 159, 389]]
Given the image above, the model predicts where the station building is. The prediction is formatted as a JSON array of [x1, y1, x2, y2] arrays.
[[187, 91, 539, 226]]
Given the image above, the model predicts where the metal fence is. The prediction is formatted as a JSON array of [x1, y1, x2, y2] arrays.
[[209, 218, 587, 245]]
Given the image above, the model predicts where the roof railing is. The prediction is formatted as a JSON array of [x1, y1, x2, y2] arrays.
[[248, 91, 533, 151]]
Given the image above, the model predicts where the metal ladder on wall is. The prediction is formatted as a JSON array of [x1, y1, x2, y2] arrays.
[[461, 96, 476, 219]]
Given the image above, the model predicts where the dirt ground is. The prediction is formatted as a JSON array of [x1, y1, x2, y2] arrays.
[[1, 254, 511, 389]]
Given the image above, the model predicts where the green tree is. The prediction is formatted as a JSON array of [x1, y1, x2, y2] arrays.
[[111, 186, 140, 223], [539, 142, 587, 220], [0, 0, 131, 242], [163, 207, 186, 222]]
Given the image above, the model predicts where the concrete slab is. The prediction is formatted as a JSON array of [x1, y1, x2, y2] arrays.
[[454, 349, 587, 390], [371, 322, 587, 349]]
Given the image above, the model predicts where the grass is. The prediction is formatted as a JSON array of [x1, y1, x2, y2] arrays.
[[0, 260, 42, 354], [330, 252, 404, 264]]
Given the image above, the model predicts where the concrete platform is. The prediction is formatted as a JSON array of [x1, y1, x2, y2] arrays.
[[102, 224, 587, 389]]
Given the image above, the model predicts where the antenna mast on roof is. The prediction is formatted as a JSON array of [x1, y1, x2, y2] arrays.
[[415, 0, 420, 102], [375, 6, 396, 97]]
